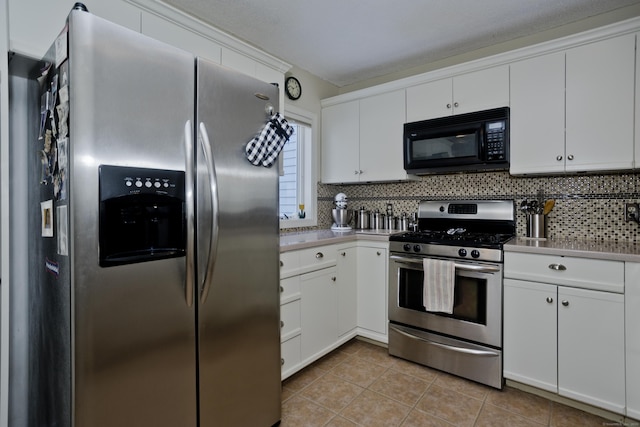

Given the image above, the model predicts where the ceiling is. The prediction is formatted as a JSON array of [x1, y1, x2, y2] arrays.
[[161, 0, 640, 87]]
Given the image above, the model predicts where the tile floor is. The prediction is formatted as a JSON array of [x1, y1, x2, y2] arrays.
[[281, 339, 628, 427]]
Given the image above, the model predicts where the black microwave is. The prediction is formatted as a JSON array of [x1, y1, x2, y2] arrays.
[[403, 107, 509, 174]]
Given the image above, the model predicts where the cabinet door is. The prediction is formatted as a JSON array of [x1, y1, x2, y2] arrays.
[[406, 78, 453, 121], [503, 279, 558, 392], [453, 65, 509, 115], [300, 267, 338, 361], [565, 34, 635, 172], [510, 52, 566, 174], [359, 90, 407, 182], [558, 286, 625, 413], [336, 247, 357, 336], [321, 100, 360, 183], [626, 263, 640, 420], [357, 246, 388, 338]]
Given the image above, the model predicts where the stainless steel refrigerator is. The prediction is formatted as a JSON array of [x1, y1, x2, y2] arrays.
[[9, 6, 281, 426]]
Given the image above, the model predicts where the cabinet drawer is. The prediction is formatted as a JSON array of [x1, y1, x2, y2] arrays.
[[280, 276, 300, 304], [280, 251, 300, 279], [280, 300, 301, 341], [298, 245, 338, 272], [504, 252, 624, 293], [281, 335, 301, 379]]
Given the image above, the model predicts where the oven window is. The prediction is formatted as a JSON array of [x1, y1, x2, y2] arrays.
[[398, 268, 488, 324]]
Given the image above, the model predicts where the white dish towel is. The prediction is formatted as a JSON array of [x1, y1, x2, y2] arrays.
[[422, 258, 456, 314]]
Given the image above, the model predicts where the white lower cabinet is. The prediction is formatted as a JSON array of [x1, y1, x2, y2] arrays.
[[300, 266, 339, 362], [504, 252, 626, 414], [337, 246, 358, 337], [626, 263, 640, 420], [357, 244, 388, 342]]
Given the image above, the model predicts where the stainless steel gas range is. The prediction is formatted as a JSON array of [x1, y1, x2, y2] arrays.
[[388, 200, 515, 389]]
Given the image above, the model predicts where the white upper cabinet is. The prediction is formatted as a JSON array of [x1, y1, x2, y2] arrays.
[[406, 65, 509, 122], [510, 52, 566, 174], [322, 89, 410, 184], [141, 12, 222, 64], [565, 34, 635, 172], [8, 0, 141, 58], [511, 34, 635, 175]]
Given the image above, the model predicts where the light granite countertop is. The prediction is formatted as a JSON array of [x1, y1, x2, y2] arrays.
[[505, 237, 640, 263], [280, 229, 399, 252]]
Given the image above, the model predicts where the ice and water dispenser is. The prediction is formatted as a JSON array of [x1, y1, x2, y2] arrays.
[[99, 165, 186, 267]]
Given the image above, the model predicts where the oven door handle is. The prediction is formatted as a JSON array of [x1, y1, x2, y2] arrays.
[[389, 255, 501, 273], [390, 325, 500, 357]]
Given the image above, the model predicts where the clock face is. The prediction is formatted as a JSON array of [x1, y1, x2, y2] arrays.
[[286, 76, 301, 100]]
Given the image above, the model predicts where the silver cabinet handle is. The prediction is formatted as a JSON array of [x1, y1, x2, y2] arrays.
[[548, 263, 567, 271], [280, 321, 284, 328], [280, 286, 284, 293], [315, 252, 324, 259], [331, 277, 336, 282], [280, 260, 284, 267], [562, 300, 569, 307], [184, 120, 195, 308], [354, 170, 359, 175], [556, 155, 563, 161], [281, 358, 285, 366], [453, 102, 459, 108], [341, 252, 346, 257], [546, 297, 553, 303], [567, 154, 574, 161], [446, 103, 452, 109]]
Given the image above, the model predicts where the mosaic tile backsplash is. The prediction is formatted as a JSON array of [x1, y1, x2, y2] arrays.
[[294, 171, 640, 242]]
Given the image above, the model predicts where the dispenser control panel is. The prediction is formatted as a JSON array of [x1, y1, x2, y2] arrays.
[[99, 165, 184, 201]]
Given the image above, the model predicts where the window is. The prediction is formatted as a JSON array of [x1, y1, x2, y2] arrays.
[[279, 106, 317, 229]]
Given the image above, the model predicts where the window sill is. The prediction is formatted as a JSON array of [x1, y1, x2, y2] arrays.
[[279, 217, 317, 229]]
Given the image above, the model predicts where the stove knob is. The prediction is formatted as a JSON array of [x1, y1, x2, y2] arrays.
[[471, 250, 480, 259], [413, 245, 422, 253], [403, 244, 412, 252], [458, 248, 467, 257]]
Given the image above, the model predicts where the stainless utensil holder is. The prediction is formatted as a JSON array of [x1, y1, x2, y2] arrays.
[[526, 214, 546, 238]]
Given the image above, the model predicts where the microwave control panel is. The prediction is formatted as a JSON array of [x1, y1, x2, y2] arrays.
[[485, 120, 507, 161]]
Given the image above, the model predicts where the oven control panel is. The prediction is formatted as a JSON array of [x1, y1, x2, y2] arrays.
[[390, 241, 503, 263]]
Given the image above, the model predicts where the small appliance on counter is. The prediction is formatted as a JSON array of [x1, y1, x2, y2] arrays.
[[331, 192, 353, 231]]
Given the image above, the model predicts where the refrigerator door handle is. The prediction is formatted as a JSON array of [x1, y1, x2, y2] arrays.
[[198, 122, 219, 304], [184, 120, 195, 307]]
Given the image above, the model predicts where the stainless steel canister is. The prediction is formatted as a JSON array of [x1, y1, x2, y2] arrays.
[[385, 215, 397, 230], [355, 207, 370, 230], [372, 211, 385, 230], [398, 213, 409, 231]]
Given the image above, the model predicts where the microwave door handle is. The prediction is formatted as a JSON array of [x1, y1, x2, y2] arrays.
[[198, 122, 219, 305]]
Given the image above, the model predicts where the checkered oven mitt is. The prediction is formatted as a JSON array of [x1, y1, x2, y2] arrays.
[[246, 113, 294, 167]]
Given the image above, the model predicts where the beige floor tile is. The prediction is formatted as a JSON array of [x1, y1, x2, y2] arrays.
[[330, 357, 388, 388], [416, 383, 483, 427], [400, 408, 455, 426], [325, 415, 358, 427], [313, 349, 353, 371], [550, 402, 617, 427], [485, 386, 551, 425], [282, 365, 326, 392], [389, 356, 439, 383], [475, 403, 547, 427], [354, 342, 396, 368], [432, 372, 491, 400], [300, 373, 365, 412], [281, 395, 336, 427], [340, 389, 411, 427], [369, 369, 431, 406]]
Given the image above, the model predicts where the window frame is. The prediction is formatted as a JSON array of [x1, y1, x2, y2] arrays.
[[279, 105, 318, 229]]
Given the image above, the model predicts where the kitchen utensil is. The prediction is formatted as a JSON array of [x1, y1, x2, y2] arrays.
[[332, 208, 353, 228], [355, 207, 370, 230], [543, 199, 555, 215]]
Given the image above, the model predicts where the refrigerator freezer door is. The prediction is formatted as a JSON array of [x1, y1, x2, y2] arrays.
[[196, 59, 281, 426], [68, 12, 197, 426]]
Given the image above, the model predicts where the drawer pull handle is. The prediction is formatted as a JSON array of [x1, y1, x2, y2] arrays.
[[331, 277, 336, 282], [341, 252, 346, 256], [316, 252, 324, 259], [280, 286, 284, 293], [546, 297, 553, 304], [281, 358, 285, 366], [377, 251, 381, 256], [281, 321, 284, 328], [280, 260, 284, 267], [562, 300, 569, 307], [548, 263, 566, 271]]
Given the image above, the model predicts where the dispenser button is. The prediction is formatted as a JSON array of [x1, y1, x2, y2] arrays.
[[145, 181, 152, 188], [135, 180, 143, 188], [154, 182, 161, 188]]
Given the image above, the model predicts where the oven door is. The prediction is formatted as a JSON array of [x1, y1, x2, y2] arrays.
[[388, 252, 503, 348]]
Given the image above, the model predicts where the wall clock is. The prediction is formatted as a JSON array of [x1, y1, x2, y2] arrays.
[[285, 76, 302, 100]]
